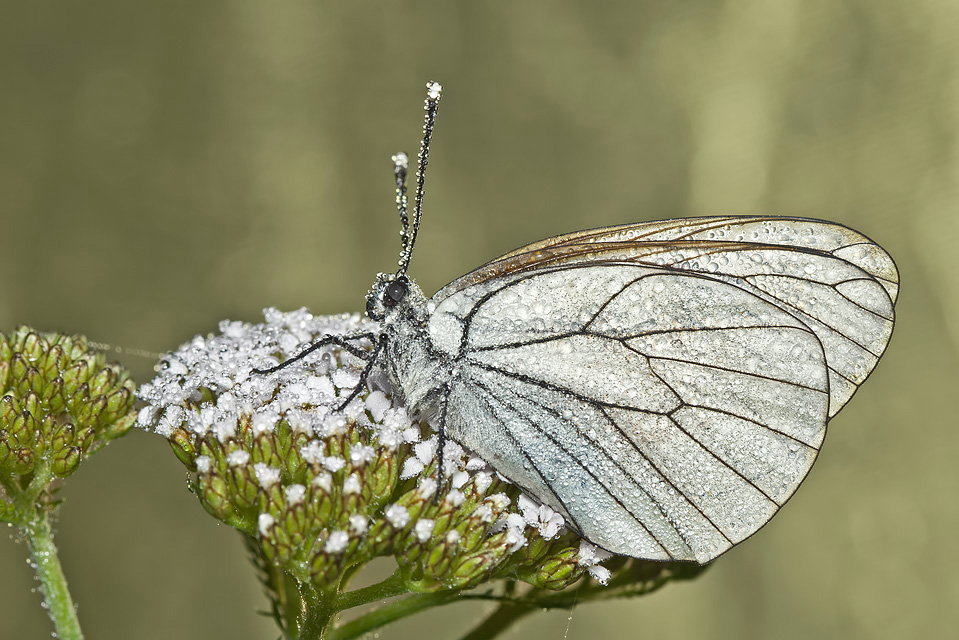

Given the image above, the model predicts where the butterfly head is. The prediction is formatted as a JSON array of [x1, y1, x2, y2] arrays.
[[366, 272, 415, 322]]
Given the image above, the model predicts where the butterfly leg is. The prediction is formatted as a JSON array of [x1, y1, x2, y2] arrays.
[[252, 331, 379, 375], [433, 390, 450, 503], [333, 336, 387, 411]]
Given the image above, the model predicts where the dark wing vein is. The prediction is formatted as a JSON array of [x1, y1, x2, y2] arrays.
[[631, 348, 828, 394], [467, 375, 675, 557], [639, 360, 786, 507], [679, 403, 821, 451], [594, 405, 730, 547], [466, 359, 677, 414]]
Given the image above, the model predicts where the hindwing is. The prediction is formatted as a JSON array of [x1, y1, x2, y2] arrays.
[[426, 216, 897, 562]]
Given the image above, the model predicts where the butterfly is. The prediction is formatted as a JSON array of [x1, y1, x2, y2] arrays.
[[255, 82, 898, 564]]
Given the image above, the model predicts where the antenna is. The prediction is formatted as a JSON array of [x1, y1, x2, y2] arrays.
[[392, 151, 410, 254], [397, 81, 442, 275]]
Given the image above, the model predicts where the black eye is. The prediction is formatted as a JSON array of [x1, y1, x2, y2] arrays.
[[384, 280, 407, 306]]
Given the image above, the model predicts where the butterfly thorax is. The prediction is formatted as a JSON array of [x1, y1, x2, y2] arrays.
[[370, 275, 451, 419]]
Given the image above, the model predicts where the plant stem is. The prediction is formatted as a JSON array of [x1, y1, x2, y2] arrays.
[[297, 582, 338, 640], [334, 570, 408, 610], [24, 511, 84, 640], [459, 601, 536, 640], [328, 590, 460, 640]]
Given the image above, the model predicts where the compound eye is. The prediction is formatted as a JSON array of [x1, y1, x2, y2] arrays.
[[384, 280, 408, 306]]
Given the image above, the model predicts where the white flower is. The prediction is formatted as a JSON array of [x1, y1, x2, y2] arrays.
[[254, 463, 281, 488], [325, 530, 349, 554], [385, 504, 410, 528]]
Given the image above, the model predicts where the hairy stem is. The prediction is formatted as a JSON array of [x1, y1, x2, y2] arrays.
[[24, 511, 84, 640]]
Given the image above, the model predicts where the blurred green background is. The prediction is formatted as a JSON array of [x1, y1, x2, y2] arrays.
[[1, 1, 956, 638]]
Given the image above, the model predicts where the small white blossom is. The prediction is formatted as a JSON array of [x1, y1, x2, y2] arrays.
[[213, 417, 237, 441], [325, 530, 349, 554], [472, 471, 493, 495], [577, 540, 612, 584], [300, 441, 325, 464], [254, 463, 281, 488], [313, 472, 332, 492], [251, 409, 278, 434], [343, 474, 361, 495], [587, 565, 611, 585], [383, 408, 412, 432], [414, 439, 436, 465], [504, 513, 528, 552], [227, 450, 250, 467], [465, 457, 487, 471], [417, 478, 437, 498], [285, 484, 306, 505], [445, 489, 465, 507], [258, 513, 275, 537], [195, 455, 212, 473], [414, 519, 435, 543], [487, 493, 511, 509], [136, 405, 157, 429], [401, 458, 424, 479], [365, 390, 391, 420], [322, 456, 346, 473], [332, 368, 359, 390], [349, 514, 369, 534], [450, 471, 469, 489], [519, 493, 565, 539], [472, 504, 494, 523], [385, 504, 410, 528], [350, 444, 375, 464]]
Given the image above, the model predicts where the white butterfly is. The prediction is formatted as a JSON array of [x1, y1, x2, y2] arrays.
[[256, 82, 898, 564]]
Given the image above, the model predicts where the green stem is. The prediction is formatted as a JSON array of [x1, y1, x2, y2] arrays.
[[459, 601, 536, 640], [328, 590, 460, 640], [297, 582, 338, 640], [277, 570, 301, 639], [24, 511, 84, 640], [334, 570, 409, 610]]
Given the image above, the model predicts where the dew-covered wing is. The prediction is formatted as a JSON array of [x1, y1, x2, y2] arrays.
[[430, 264, 829, 562], [434, 216, 897, 418]]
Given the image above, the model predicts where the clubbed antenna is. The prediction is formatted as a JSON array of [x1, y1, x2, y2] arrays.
[[397, 81, 442, 275]]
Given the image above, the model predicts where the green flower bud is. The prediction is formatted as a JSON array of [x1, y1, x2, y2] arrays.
[[61, 360, 92, 395], [51, 446, 82, 478], [167, 428, 196, 468], [0, 395, 17, 423], [0, 360, 11, 394], [10, 411, 37, 448], [10, 446, 35, 475], [519, 546, 584, 590], [20, 331, 46, 363]]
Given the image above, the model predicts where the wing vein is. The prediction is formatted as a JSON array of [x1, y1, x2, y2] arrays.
[[469, 376, 675, 557]]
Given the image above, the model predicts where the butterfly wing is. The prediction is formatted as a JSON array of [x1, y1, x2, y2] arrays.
[[435, 216, 898, 418], [426, 217, 897, 562]]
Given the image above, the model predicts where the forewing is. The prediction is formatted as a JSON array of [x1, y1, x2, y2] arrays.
[[434, 216, 897, 417], [435, 264, 828, 562]]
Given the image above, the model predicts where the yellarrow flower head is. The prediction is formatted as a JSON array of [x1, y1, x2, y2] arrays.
[[137, 309, 706, 635], [1, 327, 136, 524]]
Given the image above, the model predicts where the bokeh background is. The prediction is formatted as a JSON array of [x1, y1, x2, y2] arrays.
[[1, 1, 956, 639]]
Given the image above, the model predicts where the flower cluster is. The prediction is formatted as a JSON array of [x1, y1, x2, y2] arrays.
[[0, 327, 136, 523], [136, 309, 603, 594]]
